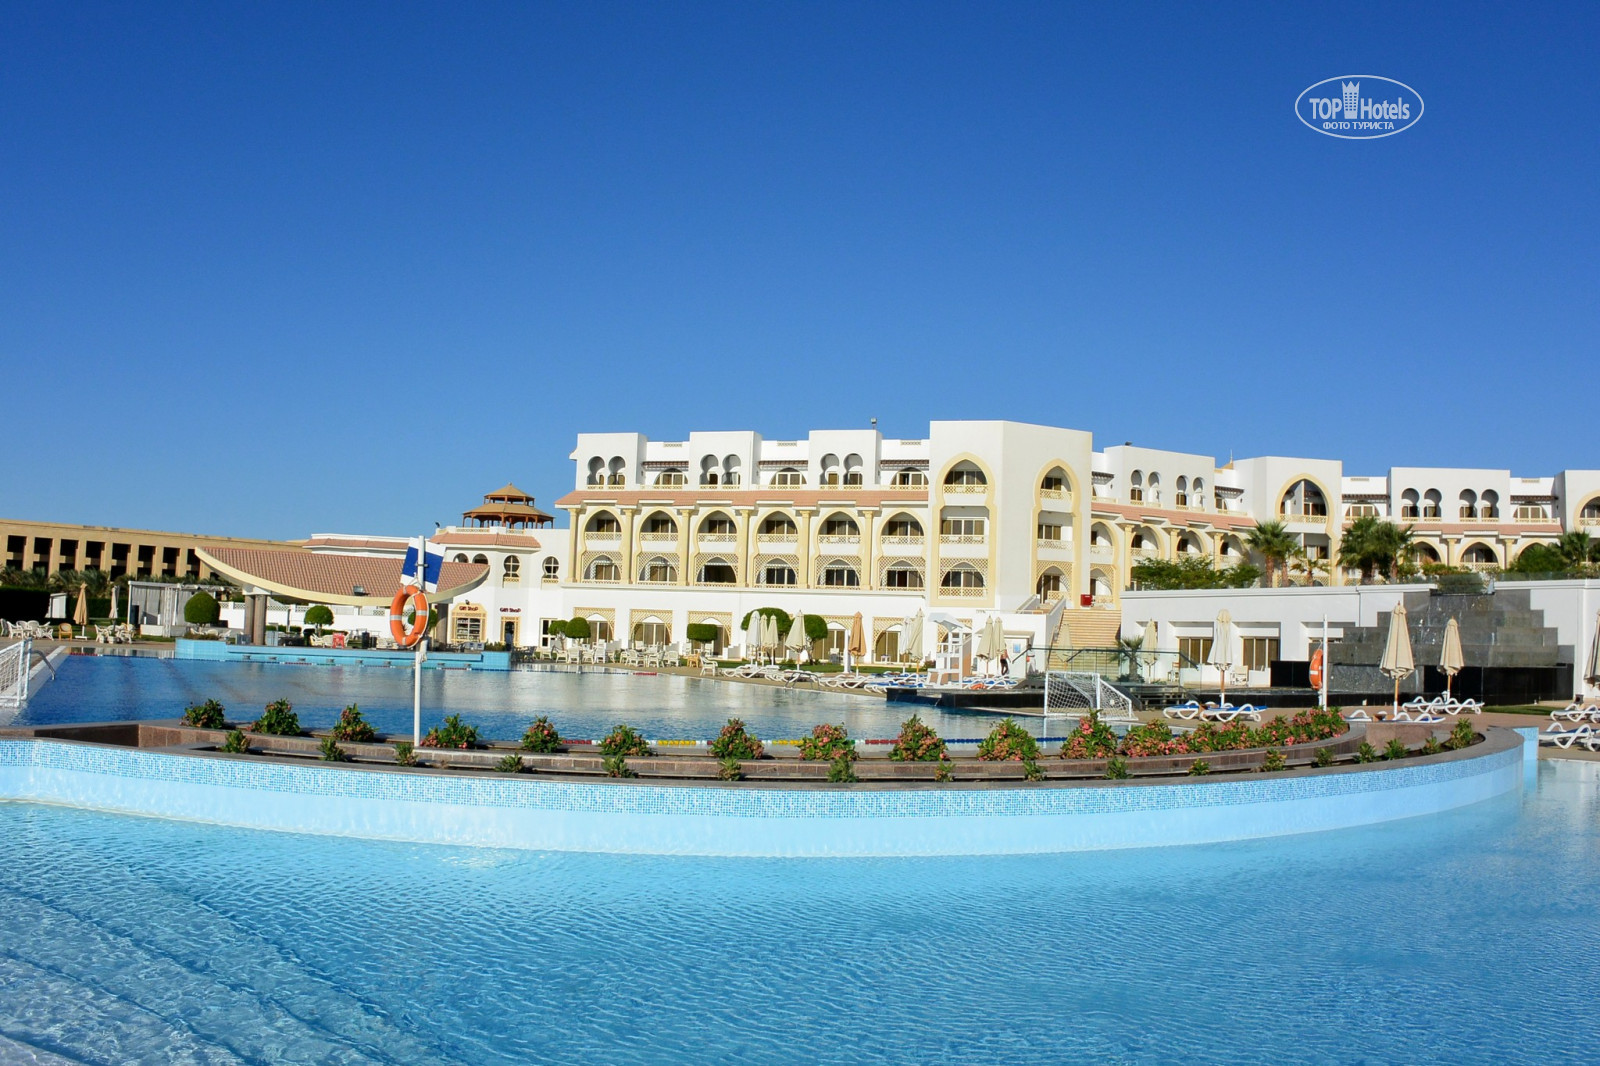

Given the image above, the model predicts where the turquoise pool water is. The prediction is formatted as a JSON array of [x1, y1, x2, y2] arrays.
[[0, 760, 1594, 1063], [16, 653, 1003, 741]]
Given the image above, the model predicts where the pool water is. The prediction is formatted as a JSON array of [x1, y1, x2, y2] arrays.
[[17, 654, 1008, 741], [0, 760, 1595, 1063]]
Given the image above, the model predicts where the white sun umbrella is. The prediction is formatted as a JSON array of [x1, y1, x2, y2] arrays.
[[762, 613, 780, 661], [901, 610, 924, 664], [1440, 616, 1465, 702], [1142, 619, 1158, 680], [973, 613, 996, 661], [1207, 610, 1242, 707], [744, 614, 763, 661], [784, 610, 809, 662], [1379, 603, 1415, 716], [988, 615, 1008, 675]]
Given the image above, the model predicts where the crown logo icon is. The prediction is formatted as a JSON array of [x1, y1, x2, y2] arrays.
[[1342, 81, 1360, 118]]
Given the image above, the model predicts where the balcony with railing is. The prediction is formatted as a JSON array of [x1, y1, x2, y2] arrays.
[[583, 533, 622, 550], [817, 534, 862, 550], [756, 532, 799, 547], [879, 535, 925, 550], [639, 532, 679, 544], [696, 533, 738, 548], [1038, 488, 1072, 506], [942, 483, 988, 496]]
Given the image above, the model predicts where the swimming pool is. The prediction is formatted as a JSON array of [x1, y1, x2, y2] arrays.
[[0, 759, 1593, 1063], [17, 653, 1004, 741]]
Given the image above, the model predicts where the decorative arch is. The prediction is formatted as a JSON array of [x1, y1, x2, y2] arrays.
[[939, 454, 993, 490], [1278, 477, 1330, 519], [1036, 461, 1075, 499], [698, 510, 736, 535], [757, 510, 798, 535], [584, 509, 621, 533], [1461, 541, 1499, 565]]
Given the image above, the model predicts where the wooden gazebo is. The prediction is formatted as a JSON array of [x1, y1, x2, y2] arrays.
[[461, 484, 555, 530]]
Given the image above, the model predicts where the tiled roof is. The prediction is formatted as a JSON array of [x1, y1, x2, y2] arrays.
[[1089, 502, 1259, 530], [555, 489, 931, 509], [485, 482, 535, 501], [303, 535, 409, 551], [196, 547, 488, 606], [437, 531, 545, 549]]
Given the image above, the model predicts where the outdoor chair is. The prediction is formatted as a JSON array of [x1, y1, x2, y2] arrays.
[[1163, 700, 1204, 720]]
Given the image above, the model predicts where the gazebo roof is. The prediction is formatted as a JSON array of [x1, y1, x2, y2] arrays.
[[484, 482, 535, 503]]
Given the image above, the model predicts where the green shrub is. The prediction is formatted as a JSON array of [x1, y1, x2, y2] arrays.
[[739, 607, 792, 639], [304, 605, 334, 630], [1105, 755, 1131, 779], [685, 622, 719, 646], [547, 619, 567, 639], [1356, 741, 1378, 763], [495, 752, 525, 773], [1060, 712, 1119, 759], [519, 716, 563, 753], [599, 723, 651, 758], [183, 591, 220, 626], [1447, 719, 1476, 750], [1422, 735, 1443, 756], [603, 754, 636, 778], [1119, 721, 1179, 757], [1383, 738, 1409, 761], [1022, 758, 1045, 781], [976, 718, 1040, 762], [331, 704, 376, 742], [803, 614, 829, 643], [1187, 759, 1210, 776], [564, 616, 592, 641], [1313, 746, 1334, 767], [394, 741, 418, 766], [799, 723, 853, 761], [827, 754, 858, 783], [1262, 749, 1287, 772], [318, 736, 350, 762], [421, 714, 480, 750], [183, 699, 226, 729], [889, 715, 947, 762], [717, 757, 743, 781], [251, 699, 300, 736], [709, 718, 764, 760], [221, 729, 250, 754], [935, 759, 954, 782]]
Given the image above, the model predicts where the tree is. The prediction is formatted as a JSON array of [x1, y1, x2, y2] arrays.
[[802, 613, 829, 642], [304, 605, 334, 634], [1555, 531, 1599, 571], [685, 622, 718, 649], [1287, 547, 1328, 586], [565, 616, 592, 641], [184, 591, 220, 626], [1245, 521, 1298, 588], [1130, 556, 1259, 590], [740, 606, 793, 637], [1337, 517, 1417, 583]]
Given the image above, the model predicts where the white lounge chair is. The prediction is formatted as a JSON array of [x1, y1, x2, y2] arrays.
[[1163, 700, 1204, 721], [1542, 724, 1600, 749]]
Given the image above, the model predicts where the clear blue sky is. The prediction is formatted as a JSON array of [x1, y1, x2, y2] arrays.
[[2, 2, 1595, 539]]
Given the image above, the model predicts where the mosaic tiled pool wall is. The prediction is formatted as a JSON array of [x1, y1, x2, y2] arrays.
[[0, 736, 1524, 857]]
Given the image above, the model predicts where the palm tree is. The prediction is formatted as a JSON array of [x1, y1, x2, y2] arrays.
[[1246, 521, 1298, 588], [1288, 547, 1328, 586], [1555, 531, 1598, 572], [1338, 516, 1382, 583], [79, 569, 111, 598]]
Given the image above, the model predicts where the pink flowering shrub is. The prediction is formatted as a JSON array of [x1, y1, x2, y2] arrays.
[[799, 723, 853, 761], [1059, 712, 1119, 759], [889, 715, 947, 762], [977, 718, 1041, 762]]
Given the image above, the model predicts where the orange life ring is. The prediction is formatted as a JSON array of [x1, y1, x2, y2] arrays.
[[1309, 648, 1324, 689], [389, 585, 429, 647]]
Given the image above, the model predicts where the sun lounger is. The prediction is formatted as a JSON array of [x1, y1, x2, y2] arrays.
[[1163, 700, 1204, 720], [1542, 724, 1600, 749], [1200, 703, 1261, 723]]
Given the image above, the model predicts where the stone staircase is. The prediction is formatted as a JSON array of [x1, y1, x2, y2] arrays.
[[1043, 609, 1124, 671]]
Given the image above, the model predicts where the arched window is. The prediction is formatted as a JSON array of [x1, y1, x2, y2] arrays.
[[699, 455, 721, 486], [696, 557, 737, 584], [639, 556, 678, 583], [1090, 523, 1115, 549], [699, 511, 736, 536], [843, 453, 864, 486], [1175, 476, 1189, 508], [502, 556, 521, 584], [585, 511, 621, 534], [761, 563, 797, 586], [1462, 543, 1498, 565], [542, 557, 559, 579], [1400, 489, 1421, 519], [940, 564, 985, 589], [1580, 496, 1600, 520], [773, 467, 806, 487], [722, 454, 742, 486], [1281, 479, 1328, 518], [759, 513, 797, 535], [585, 556, 620, 582], [882, 513, 923, 538], [883, 563, 924, 589], [606, 456, 626, 487], [1412, 542, 1442, 564], [820, 513, 860, 537], [642, 511, 677, 534], [1129, 470, 1144, 503], [452, 553, 468, 563], [821, 562, 860, 587], [943, 462, 986, 487], [1192, 477, 1205, 505], [819, 453, 841, 487], [1459, 489, 1478, 520], [1040, 467, 1070, 495], [654, 470, 687, 487], [1422, 489, 1443, 520], [471, 553, 489, 565], [892, 468, 928, 487], [1146, 472, 1161, 504], [1480, 490, 1499, 519], [632, 618, 669, 646], [586, 457, 605, 486], [1036, 567, 1065, 602]]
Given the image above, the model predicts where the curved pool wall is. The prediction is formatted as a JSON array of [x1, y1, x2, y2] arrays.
[[0, 733, 1524, 857]]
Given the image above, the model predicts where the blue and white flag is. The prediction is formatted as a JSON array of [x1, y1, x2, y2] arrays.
[[400, 538, 444, 593]]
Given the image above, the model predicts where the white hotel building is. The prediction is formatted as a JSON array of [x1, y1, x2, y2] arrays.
[[281, 420, 1600, 668]]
